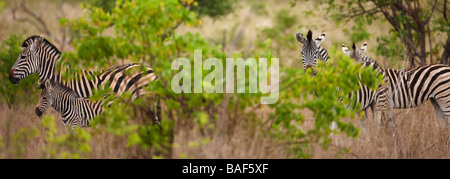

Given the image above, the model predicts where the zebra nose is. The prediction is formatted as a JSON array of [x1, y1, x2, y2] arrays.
[[304, 65, 317, 76], [9, 69, 19, 84], [35, 108, 43, 117], [305, 64, 314, 72]]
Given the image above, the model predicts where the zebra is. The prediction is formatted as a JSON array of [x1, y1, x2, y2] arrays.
[[295, 31, 386, 134], [9, 35, 158, 99], [342, 42, 378, 64], [9, 35, 160, 122], [36, 79, 103, 130], [295, 30, 328, 74], [342, 42, 450, 124], [341, 43, 389, 133]]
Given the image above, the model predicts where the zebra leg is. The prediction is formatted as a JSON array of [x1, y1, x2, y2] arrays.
[[430, 98, 449, 125], [370, 103, 379, 141], [358, 108, 370, 141], [374, 82, 390, 138]]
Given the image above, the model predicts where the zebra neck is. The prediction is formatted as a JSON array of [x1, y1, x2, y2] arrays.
[[38, 48, 61, 82], [52, 89, 78, 122], [53, 94, 71, 121], [318, 46, 329, 62]]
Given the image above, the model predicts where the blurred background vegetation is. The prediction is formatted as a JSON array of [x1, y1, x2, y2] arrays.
[[0, 0, 448, 159]]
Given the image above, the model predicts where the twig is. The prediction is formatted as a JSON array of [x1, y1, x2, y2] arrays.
[[329, 144, 360, 159], [419, 141, 437, 155]]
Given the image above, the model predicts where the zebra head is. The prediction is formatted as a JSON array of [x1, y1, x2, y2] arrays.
[[296, 30, 326, 73], [342, 42, 368, 63], [35, 79, 54, 117], [342, 42, 380, 71], [9, 35, 60, 84]]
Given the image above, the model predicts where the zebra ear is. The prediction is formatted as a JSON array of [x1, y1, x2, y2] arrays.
[[296, 32, 306, 44], [351, 42, 357, 51], [314, 32, 326, 46], [342, 44, 352, 56], [44, 80, 53, 92], [30, 35, 44, 52], [306, 30, 312, 42], [360, 42, 367, 54], [38, 82, 45, 89]]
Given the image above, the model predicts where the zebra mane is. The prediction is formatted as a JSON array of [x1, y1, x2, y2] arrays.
[[361, 60, 379, 70], [57, 82, 80, 98], [21, 35, 61, 55], [45, 80, 80, 98]]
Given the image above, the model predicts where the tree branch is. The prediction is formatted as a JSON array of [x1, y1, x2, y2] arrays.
[[424, 0, 439, 25], [160, 20, 183, 42], [18, 1, 51, 37]]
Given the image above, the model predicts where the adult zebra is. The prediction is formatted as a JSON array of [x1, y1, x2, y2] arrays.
[[295, 30, 328, 74], [9, 35, 160, 121], [340, 43, 389, 131], [342, 42, 450, 124], [36, 79, 104, 130]]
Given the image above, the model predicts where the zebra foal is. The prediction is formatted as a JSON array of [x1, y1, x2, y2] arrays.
[[36, 79, 103, 130]]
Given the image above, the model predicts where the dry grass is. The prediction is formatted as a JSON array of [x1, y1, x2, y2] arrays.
[[2, 99, 450, 158], [313, 102, 450, 159], [0, 103, 287, 159]]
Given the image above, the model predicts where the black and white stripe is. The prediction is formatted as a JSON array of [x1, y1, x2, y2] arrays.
[[10, 36, 158, 100], [344, 42, 450, 123], [296, 30, 328, 73], [386, 64, 450, 122], [9, 35, 60, 84], [9, 35, 160, 125], [36, 79, 103, 130]]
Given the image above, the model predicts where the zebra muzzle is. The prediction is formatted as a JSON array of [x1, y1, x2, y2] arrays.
[[9, 69, 20, 84], [35, 107, 43, 117], [304, 65, 317, 76]]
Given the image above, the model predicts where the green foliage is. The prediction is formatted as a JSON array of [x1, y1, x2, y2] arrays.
[[375, 31, 406, 67], [189, 0, 238, 19], [343, 20, 371, 43], [87, 0, 117, 12], [65, 0, 202, 67], [87, 0, 238, 19], [259, 9, 298, 61], [0, 1, 4, 13], [40, 115, 92, 159], [60, 0, 246, 158], [270, 46, 381, 158], [0, 34, 39, 108], [0, 127, 40, 158]]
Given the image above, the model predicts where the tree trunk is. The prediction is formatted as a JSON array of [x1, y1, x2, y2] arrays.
[[417, 25, 427, 65], [441, 36, 450, 65]]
